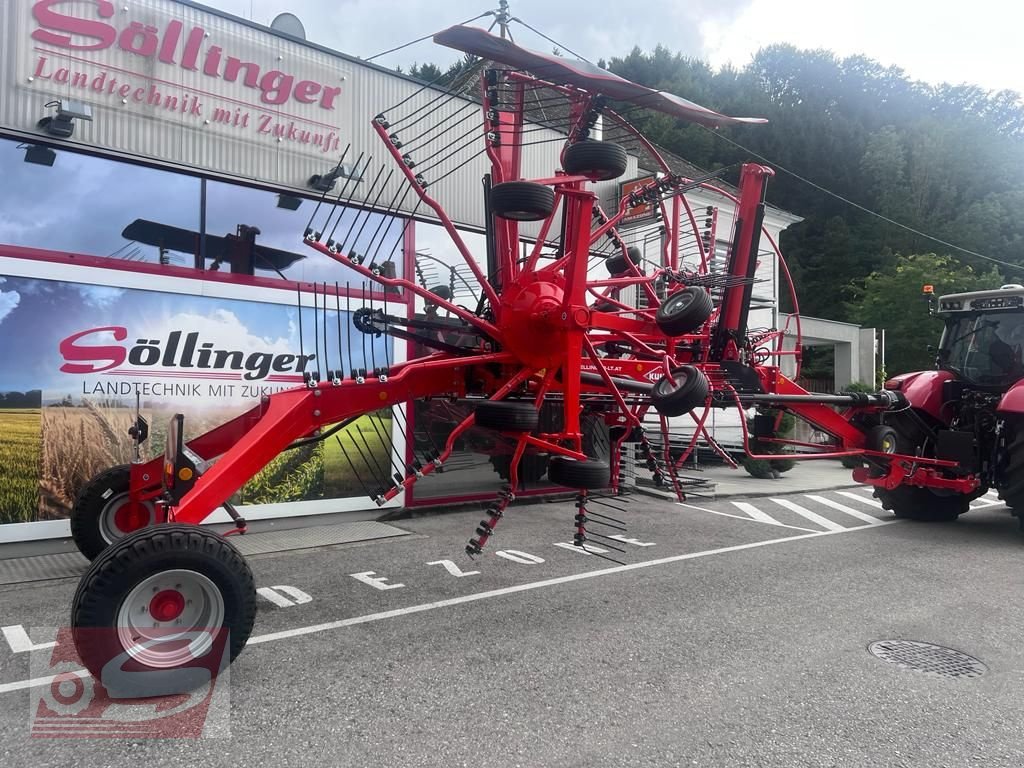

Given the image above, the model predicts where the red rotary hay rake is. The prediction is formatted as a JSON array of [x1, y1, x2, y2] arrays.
[[68, 24, 933, 688]]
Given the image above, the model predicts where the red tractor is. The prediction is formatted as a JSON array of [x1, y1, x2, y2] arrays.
[[62, 22, 1010, 693], [858, 285, 1024, 522]]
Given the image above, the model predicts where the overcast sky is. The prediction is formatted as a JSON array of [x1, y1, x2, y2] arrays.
[[201, 0, 1024, 96]]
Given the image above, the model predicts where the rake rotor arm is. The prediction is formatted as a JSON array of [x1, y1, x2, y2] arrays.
[[167, 355, 512, 525]]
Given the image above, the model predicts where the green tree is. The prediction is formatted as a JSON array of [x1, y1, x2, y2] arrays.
[[847, 253, 1002, 375]]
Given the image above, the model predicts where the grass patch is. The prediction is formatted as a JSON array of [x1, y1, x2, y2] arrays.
[[322, 414, 393, 497], [0, 409, 42, 524]]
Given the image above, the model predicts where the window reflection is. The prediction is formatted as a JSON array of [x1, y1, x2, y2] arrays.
[[0, 137, 200, 266], [0, 137, 408, 285], [205, 181, 406, 283]]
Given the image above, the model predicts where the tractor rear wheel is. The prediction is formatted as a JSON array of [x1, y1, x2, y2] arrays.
[[874, 486, 968, 522], [72, 525, 256, 695], [999, 424, 1024, 513], [71, 465, 157, 561]]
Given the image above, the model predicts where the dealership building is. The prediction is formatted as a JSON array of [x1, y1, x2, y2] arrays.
[[0, 0, 808, 542]]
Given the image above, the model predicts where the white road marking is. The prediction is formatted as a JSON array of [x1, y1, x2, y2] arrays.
[[607, 534, 656, 547], [805, 494, 885, 525], [970, 497, 1002, 509], [770, 498, 847, 531], [426, 559, 480, 577], [256, 587, 294, 607], [494, 550, 545, 565], [835, 490, 884, 508], [678, 502, 817, 533], [552, 542, 609, 556], [256, 585, 312, 607], [0, 520, 899, 696], [1, 625, 56, 654], [350, 571, 405, 591], [730, 501, 788, 528]]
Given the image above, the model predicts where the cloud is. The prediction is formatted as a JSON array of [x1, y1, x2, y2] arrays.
[[138, 308, 296, 356], [207, 0, 757, 69], [75, 285, 125, 308], [0, 289, 21, 326]]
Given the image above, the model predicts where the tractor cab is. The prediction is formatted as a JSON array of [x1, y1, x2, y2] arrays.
[[936, 285, 1024, 388]]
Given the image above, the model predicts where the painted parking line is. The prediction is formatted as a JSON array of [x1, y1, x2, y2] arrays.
[[0, 520, 898, 696], [835, 490, 883, 508], [728, 500, 819, 531], [679, 502, 817, 532], [770, 498, 847, 531], [804, 494, 885, 525]]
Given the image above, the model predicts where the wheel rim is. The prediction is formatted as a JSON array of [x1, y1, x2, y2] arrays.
[[100, 493, 156, 543], [880, 434, 896, 453], [116, 569, 226, 668], [656, 369, 689, 396], [666, 291, 694, 313]]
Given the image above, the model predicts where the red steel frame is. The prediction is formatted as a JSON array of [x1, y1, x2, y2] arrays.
[[111, 45, 983, 536]]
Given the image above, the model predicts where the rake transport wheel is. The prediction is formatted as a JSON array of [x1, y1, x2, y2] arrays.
[[650, 365, 710, 417], [72, 525, 256, 693], [474, 401, 540, 432], [655, 287, 714, 336], [562, 141, 628, 181], [490, 181, 555, 221], [874, 486, 969, 522], [71, 465, 158, 560], [547, 456, 611, 490], [605, 246, 642, 276], [491, 453, 549, 484]]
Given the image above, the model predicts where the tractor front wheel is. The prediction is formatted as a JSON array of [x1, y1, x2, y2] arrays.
[[874, 486, 969, 522], [72, 525, 256, 695]]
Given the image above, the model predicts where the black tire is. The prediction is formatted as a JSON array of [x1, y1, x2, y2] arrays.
[[999, 424, 1024, 510], [874, 486, 968, 522], [71, 525, 256, 695], [491, 181, 555, 221], [655, 288, 714, 336], [475, 401, 540, 432], [866, 424, 899, 454], [605, 246, 642, 276], [71, 465, 157, 561], [650, 365, 710, 417], [547, 456, 610, 489], [563, 141, 628, 181], [490, 453, 548, 484]]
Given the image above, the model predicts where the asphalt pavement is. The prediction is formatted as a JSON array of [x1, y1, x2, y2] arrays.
[[1, 487, 1023, 767]]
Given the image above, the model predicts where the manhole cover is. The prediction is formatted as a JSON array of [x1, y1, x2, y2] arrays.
[[868, 640, 987, 679]]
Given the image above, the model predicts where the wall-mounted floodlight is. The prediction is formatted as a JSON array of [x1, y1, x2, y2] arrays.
[[308, 163, 359, 193], [37, 99, 93, 139], [22, 144, 56, 166], [276, 194, 303, 210]]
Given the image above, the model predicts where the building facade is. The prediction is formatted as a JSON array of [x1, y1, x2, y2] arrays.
[[0, 0, 799, 540]]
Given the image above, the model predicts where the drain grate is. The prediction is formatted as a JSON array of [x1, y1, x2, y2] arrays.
[[868, 640, 987, 679]]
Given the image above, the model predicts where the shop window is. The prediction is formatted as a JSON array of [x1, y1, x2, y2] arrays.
[[204, 181, 406, 284], [0, 137, 201, 266]]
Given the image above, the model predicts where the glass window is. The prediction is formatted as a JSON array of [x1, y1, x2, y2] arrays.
[[204, 181, 406, 284], [0, 137, 201, 266]]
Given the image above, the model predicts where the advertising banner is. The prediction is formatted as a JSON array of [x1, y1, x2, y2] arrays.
[[0, 273, 393, 526]]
